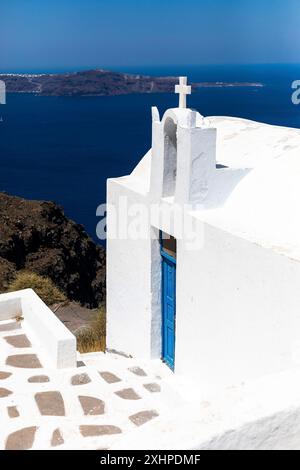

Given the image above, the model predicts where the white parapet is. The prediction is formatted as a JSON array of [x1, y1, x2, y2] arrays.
[[0, 289, 76, 369]]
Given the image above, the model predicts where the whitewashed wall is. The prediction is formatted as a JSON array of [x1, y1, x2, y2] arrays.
[[0, 289, 76, 368], [107, 169, 300, 391], [106, 179, 162, 359], [107, 108, 300, 390], [175, 220, 300, 391]]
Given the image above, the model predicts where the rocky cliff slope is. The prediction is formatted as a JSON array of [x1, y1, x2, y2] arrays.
[[0, 192, 105, 307]]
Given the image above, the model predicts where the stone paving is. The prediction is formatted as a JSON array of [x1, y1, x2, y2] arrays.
[[0, 318, 182, 450]]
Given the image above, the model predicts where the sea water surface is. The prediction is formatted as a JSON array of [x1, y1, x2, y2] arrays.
[[0, 64, 300, 241]]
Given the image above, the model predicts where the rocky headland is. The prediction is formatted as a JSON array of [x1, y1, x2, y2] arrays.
[[0, 192, 105, 307]]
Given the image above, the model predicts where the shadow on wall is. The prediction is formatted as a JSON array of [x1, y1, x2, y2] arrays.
[[163, 117, 177, 198]]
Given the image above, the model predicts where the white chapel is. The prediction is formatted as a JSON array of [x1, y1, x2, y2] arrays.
[[106, 77, 300, 393]]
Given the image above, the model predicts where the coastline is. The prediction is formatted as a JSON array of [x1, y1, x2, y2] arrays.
[[0, 69, 264, 97]]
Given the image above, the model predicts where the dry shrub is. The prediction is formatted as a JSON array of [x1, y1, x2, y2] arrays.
[[76, 306, 106, 353], [7, 271, 66, 306]]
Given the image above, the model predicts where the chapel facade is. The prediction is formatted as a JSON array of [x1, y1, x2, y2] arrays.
[[106, 77, 300, 392]]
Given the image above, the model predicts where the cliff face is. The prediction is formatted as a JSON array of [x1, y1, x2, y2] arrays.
[[0, 192, 105, 307]]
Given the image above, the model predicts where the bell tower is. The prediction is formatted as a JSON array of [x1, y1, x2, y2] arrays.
[[150, 77, 217, 205]]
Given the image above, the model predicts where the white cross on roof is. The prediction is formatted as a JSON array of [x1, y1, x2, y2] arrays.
[[175, 76, 191, 109]]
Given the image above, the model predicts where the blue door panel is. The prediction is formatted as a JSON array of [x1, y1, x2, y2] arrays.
[[162, 254, 176, 370], [167, 327, 173, 356], [166, 304, 173, 321]]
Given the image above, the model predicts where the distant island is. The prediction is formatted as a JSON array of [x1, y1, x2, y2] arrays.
[[0, 69, 264, 97], [197, 82, 264, 88]]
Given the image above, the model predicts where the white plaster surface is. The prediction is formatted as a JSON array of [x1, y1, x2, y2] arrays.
[[127, 114, 300, 260], [106, 182, 154, 359], [112, 366, 300, 450], [2, 291, 300, 449], [106, 109, 300, 388], [106, 105, 300, 448], [175, 223, 300, 390], [3, 320, 300, 451], [0, 325, 184, 450], [0, 290, 76, 369]]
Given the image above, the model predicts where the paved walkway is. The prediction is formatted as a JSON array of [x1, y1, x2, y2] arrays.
[[0, 318, 183, 450]]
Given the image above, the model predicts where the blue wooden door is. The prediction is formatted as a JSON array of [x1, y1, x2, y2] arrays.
[[162, 253, 176, 370]]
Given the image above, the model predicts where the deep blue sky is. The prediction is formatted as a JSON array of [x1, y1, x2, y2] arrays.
[[0, 0, 299, 71]]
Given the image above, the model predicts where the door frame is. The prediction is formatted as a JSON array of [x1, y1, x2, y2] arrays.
[[160, 232, 176, 370]]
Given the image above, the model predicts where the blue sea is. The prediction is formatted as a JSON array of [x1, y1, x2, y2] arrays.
[[1, 64, 300, 242]]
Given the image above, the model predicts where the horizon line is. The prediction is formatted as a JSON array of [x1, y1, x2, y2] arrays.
[[1, 62, 300, 75]]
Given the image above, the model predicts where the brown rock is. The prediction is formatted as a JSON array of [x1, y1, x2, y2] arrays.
[[0, 321, 21, 332], [128, 366, 147, 377], [28, 375, 50, 383], [115, 388, 141, 400], [51, 428, 64, 447], [71, 373, 91, 385], [0, 387, 12, 398], [80, 425, 121, 437], [77, 361, 86, 367], [0, 371, 12, 380], [7, 406, 19, 418], [78, 395, 105, 415], [129, 410, 159, 426], [4, 334, 31, 348], [6, 354, 42, 368], [143, 383, 161, 393], [5, 426, 37, 450], [99, 371, 121, 384], [35, 391, 65, 416]]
